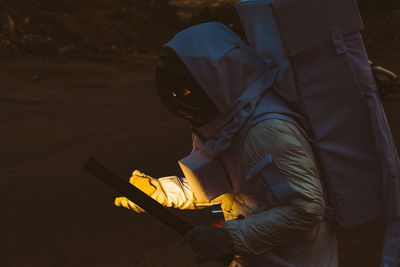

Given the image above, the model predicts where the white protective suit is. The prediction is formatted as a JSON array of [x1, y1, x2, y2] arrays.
[[150, 119, 338, 266], [119, 22, 339, 266]]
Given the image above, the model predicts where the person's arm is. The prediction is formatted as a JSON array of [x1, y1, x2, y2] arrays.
[[157, 175, 222, 209], [115, 170, 221, 212], [223, 119, 325, 255]]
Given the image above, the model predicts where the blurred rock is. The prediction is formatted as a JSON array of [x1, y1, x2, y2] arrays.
[[57, 45, 75, 54], [0, 0, 181, 58], [3, 13, 16, 36], [361, 9, 400, 53], [0, 0, 398, 59], [29, 75, 40, 82]]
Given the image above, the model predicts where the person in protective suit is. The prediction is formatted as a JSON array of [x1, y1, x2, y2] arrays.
[[115, 22, 338, 266]]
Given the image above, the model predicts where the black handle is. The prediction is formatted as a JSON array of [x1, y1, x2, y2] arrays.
[[84, 157, 234, 265], [84, 157, 193, 236]]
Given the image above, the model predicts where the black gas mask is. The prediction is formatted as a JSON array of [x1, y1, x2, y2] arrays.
[[155, 48, 219, 127]]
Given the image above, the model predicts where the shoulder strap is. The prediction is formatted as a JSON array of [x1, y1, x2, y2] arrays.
[[246, 153, 297, 206], [250, 113, 337, 219]]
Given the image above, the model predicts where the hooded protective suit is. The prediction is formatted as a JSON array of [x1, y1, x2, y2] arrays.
[[117, 22, 338, 266]]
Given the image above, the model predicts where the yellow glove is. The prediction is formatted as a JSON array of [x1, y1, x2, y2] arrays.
[[114, 170, 166, 213]]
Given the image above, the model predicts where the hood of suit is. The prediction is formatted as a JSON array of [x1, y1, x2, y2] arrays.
[[165, 22, 279, 156]]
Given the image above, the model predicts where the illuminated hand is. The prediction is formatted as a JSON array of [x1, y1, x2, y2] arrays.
[[114, 170, 165, 213], [114, 196, 145, 213]]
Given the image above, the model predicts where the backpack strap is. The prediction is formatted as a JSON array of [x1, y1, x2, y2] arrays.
[[246, 153, 297, 206], [250, 113, 338, 218], [242, 113, 302, 206]]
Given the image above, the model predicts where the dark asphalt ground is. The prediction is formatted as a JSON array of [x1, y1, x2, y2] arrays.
[[1, 50, 399, 267]]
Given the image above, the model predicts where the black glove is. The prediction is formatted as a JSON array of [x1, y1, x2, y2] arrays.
[[182, 225, 234, 264]]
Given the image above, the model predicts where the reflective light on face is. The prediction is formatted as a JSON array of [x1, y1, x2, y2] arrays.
[[182, 88, 191, 96], [172, 89, 191, 97], [171, 88, 201, 112]]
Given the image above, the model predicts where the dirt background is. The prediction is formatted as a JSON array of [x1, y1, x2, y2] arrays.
[[1, 1, 400, 266]]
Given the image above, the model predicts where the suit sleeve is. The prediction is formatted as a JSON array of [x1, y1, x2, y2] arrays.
[[156, 176, 222, 210], [223, 119, 326, 255]]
